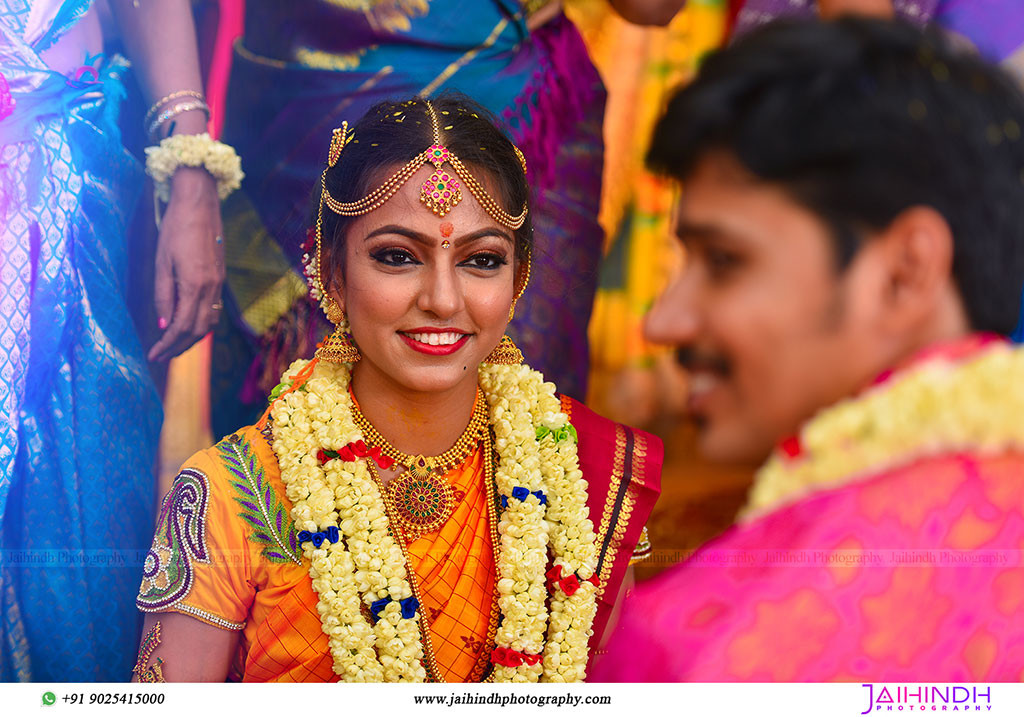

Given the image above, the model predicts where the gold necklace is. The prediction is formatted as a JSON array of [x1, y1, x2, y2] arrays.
[[350, 386, 489, 537], [365, 431, 502, 682]]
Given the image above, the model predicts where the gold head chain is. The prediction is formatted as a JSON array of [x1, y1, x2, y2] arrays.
[[309, 101, 530, 312]]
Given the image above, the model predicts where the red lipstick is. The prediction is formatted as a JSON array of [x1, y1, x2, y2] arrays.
[[399, 328, 470, 356]]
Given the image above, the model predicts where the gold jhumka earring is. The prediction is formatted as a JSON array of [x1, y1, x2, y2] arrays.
[[305, 102, 530, 364], [307, 124, 362, 365], [483, 335, 524, 365], [316, 297, 362, 364], [485, 247, 531, 365]]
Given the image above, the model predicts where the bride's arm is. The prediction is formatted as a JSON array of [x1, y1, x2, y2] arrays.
[[131, 613, 238, 682]]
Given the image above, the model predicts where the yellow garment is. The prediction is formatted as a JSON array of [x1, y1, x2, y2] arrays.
[[565, 0, 729, 422], [138, 426, 495, 682], [137, 395, 663, 681]]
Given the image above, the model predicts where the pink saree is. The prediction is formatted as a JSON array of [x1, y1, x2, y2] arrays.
[[592, 337, 1024, 682]]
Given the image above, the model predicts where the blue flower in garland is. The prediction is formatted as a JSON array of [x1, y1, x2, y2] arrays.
[[501, 487, 547, 509], [370, 595, 420, 623], [298, 525, 340, 548]]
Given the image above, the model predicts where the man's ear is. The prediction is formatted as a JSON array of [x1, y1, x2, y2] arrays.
[[873, 205, 958, 334]]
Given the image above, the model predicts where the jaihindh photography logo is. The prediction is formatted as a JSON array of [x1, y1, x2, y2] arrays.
[[860, 685, 993, 713]]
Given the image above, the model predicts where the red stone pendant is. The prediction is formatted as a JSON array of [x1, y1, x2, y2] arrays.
[[386, 469, 455, 537]]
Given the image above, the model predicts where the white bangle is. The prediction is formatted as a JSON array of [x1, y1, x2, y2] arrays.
[[144, 132, 244, 203]]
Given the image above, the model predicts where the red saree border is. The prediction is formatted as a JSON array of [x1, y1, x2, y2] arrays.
[[559, 396, 663, 655]]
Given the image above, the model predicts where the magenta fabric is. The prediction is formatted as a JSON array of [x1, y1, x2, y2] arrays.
[[592, 451, 1024, 682], [733, 0, 1024, 65], [734, 0, 936, 38]]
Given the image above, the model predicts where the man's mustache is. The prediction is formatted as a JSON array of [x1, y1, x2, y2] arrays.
[[675, 347, 730, 375]]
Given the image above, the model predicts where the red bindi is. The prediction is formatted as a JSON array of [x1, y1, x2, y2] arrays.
[[439, 221, 454, 238]]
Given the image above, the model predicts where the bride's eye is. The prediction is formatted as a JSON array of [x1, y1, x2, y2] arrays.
[[460, 253, 507, 270], [370, 248, 420, 267]]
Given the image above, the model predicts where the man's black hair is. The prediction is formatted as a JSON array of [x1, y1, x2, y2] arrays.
[[649, 18, 1024, 335]]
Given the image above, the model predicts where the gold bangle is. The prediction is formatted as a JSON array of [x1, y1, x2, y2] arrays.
[[144, 89, 205, 126]]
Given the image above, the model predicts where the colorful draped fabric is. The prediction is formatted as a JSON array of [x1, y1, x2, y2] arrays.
[[0, 0, 163, 681], [571, 0, 729, 423], [733, 0, 1024, 70], [592, 338, 1024, 681], [734, 0, 935, 35], [210, 0, 606, 437], [137, 395, 661, 681]]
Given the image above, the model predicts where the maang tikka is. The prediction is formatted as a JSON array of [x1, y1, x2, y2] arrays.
[[303, 101, 531, 362]]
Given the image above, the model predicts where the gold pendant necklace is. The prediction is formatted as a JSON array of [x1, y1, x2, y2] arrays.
[[349, 386, 489, 537], [365, 429, 502, 682]]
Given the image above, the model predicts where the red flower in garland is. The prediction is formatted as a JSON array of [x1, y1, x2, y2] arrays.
[[317, 441, 395, 470], [560, 574, 580, 596], [546, 565, 563, 593], [491, 647, 509, 665], [545, 564, 593, 596], [302, 227, 316, 255], [491, 646, 540, 668], [779, 435, 803, 460], [337, 444, 357, 462]]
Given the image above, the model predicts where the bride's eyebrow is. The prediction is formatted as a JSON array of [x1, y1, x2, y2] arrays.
[[365, 225, 513, 247]]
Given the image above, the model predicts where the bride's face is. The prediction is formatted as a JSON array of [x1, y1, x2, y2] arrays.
[[329, 164, 517, 395]]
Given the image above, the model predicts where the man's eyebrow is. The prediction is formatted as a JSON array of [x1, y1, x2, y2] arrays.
[[672, 221, 729, 244]]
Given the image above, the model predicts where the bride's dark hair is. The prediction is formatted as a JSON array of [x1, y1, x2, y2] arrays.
[[317, 93, 533, 287]]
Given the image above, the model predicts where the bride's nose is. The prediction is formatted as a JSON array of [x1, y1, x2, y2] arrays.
[[416, 262, 464, 318]]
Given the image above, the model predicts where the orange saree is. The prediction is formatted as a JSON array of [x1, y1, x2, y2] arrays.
[[136, 396, 661, 682]]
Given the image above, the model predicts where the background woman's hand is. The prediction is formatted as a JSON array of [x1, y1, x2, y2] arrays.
[[147, 166, 225, 362], [817, 0, 894, 20]]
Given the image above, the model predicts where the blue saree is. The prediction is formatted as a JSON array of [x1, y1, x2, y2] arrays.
[[0, 0, 162, 681]]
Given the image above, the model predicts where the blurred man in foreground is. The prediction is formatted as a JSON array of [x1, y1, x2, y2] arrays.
[[592, 18, 1024, 681]]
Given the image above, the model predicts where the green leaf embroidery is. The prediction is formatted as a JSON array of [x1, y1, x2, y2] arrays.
[[218, 435, 302, 565]]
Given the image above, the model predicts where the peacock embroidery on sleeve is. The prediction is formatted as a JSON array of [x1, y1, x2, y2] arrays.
[[218, 434, 303, 565], [137, 469, 212, 611]]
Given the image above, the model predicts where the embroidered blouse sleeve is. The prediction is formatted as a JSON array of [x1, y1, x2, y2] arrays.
[[136, 445, 255, 631]]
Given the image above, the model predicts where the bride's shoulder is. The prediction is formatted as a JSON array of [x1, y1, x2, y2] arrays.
[[179, 423, 280, 478], [159, 423, 302, 566], [164, 423, 287, 520]]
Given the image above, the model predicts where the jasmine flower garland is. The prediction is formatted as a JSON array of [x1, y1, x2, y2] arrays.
[[482, 363, 552, 682], [746, 340, 1024, 518], [144, 132, 244, 202], [270, 358, 598, 682], [534, 382, 599, 681]]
